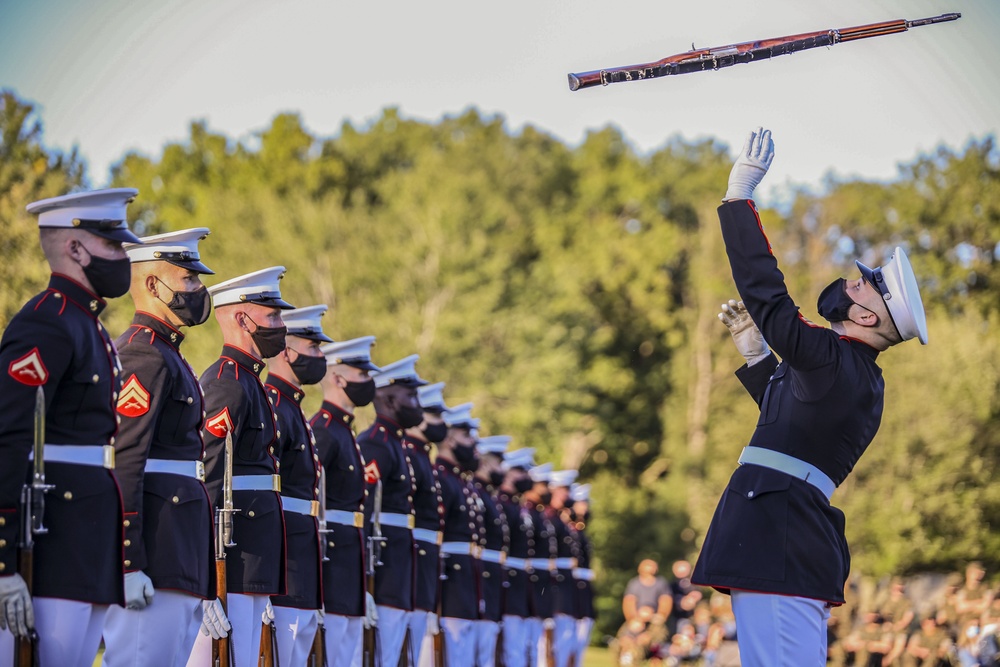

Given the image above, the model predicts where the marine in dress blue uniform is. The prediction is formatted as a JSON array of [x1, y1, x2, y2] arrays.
[[471, 435, 512, 667], [690, 128, 928, 667], [546, 470, 580, 667], [497, 448, 538, 667], [568, 483, 596, 667], [0, 189, 139, 667], [102, 228, 229, 667], [435, 402, 486, 667], [525, 463, 558, 667], [311, 335, 380, 667], [188, 266, 295, 667], [360, 355, 427, 666], [266, 305, 333, 667], [404, 381, 448, 665]]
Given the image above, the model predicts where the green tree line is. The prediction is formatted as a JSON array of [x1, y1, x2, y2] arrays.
[[2, 89, 998, 640]]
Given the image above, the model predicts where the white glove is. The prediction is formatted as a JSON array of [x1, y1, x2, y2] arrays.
[[364, 592, 378, 629], [124, 570, 155, 610], [199, 598, 231, 639], [263, 599, 275, 625], [0, 574, 34, 637], [719, 300, 770, 366], [724, 127, 774, 201], [426, 611, 440, 636], [543, 617, 555, 630]]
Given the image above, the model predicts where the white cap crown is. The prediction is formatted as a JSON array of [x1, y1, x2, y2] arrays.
[[477, 435, 512, 455], [372, 354, 427, 388], [418, 382, 448, 411], [856, 246, 928, 344], [125, 227, 213, 274], [321, 336, 380, 371], [27, 188, 141, 243], [208, 266, 294, 310], [282, 305, 333, 342]]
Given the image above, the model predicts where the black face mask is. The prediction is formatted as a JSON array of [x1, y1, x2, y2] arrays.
[[421, 421, 448, 444], [453, 443, 479, 472], [81, 249, 131, 299], [817, 278, 855, 323], [246, 316, 287, 359], [538, 491, 553, 506], [489, 471, 505, 488], [157, 279, 211, 327], [344, 378, 376, 407], [513, 478, 534, 494], [289, 351, 327, 385], [397, 404, 425, 429]]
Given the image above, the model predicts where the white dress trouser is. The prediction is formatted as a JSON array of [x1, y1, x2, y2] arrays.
[[473, 619, 500, 667], [731, 590, 830, 667], [377, 605, 410, 666], [103, 590, 203, 667], [187, 592, 270, 667], [501, 615, 530, 667], [552, 614, 576, 667], [324, 613, 364, 667], [0, 598, 107, 667], [572, 617, 594, 666], [272, 604, 319, 667], [440, 617, 476, 667], [524, 617, 543, 667], [407, 609, 429, 665]]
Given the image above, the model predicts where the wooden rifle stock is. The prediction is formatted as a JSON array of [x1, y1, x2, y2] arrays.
[[568, 13, 961, 91], [259, 614, 279, 667], [212, 559, 234, 667], [213, 432, 238, 666], [308, 618, 327, 667], [13, 546, 37, 667]]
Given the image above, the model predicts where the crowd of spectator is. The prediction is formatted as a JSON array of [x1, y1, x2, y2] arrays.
[[611, 560, 1000, 667]]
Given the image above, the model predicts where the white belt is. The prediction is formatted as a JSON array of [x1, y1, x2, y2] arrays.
[[281, 496, 320, 517], [30, 444, 115, 469], [480, 549, 506, 565], [374, 512, 415, 530], [441, 542, 483, 558], [231, 474, 281, 492], [144, 458, 205, 481], [413, 527, 443, 545], [573, 567, 595, 581], [505, 557, 532, 571], [555, 557, 577, 570], [738, 446, 835, 501], [326, 509, 365, 528]]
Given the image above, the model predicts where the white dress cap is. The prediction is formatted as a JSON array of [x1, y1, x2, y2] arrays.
[[418, 382, 448, 412], [27, 188, 142, 243], [125, 227, 213, 274], [443, 402, 480, 430], [856, 246, 928, 345], [372, 354, 428, 388], [528, 462, 553, 483], [208, 266, 294, 310], [549, 469, 579, 489], [282, 305, 333, 343], [502, 448, 536, 472], [321, 336, 380, 372], [570, 483, 591, 502], [477, 435, 512, 456]]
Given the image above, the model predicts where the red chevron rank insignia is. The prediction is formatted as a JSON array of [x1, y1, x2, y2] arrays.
[[206, 407, 234, 438], [363, 460, 381, 485], [117, 375, 151, 417], [8, 348, 48, 386]]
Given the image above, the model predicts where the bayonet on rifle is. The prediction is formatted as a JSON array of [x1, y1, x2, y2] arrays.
[[568, 13, 961, 91]]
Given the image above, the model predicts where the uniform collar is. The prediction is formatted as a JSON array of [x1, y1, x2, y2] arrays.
[[222, 344, 266, 377], [132, 311, 185, 349], [49, 273, 106, 317], [266, 373, 305, 404], [840, 336, 881, 361], [321, 400, 354, 428], [374, 414, 405, 439]]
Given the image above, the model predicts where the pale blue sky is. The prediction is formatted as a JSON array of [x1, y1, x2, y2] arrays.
[[0, 0, 995, 205]]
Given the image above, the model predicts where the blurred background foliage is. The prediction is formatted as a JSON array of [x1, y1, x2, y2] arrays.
[[2, 89, 998, 640]]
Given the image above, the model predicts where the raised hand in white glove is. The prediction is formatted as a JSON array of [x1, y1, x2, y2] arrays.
[[724, 127, 775, 201], [200, 598, 231, 639], [719, 299, 770, 366], [426, 611, 440, 636], [364, 592, 378, 629], [263, 599, 275, 625], [0, 574, 34, 637], [124, 570, 155, 610]]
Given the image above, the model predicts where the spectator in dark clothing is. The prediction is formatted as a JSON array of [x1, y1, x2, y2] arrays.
[[623, 559, 673, 623], [669, 559, 702, 635]]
